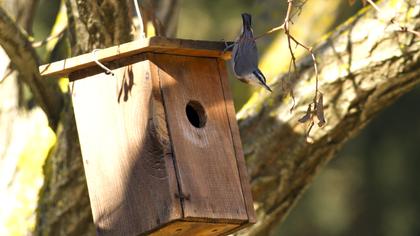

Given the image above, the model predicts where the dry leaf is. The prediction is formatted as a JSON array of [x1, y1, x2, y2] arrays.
[[316, 93, 326, 127], [298, 104, 312, 123]]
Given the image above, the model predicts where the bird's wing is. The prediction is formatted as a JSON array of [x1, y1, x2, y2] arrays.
[[233, 38, 259, 76]]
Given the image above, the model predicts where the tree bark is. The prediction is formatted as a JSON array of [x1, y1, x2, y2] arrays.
[[142, 0, 180, 37]]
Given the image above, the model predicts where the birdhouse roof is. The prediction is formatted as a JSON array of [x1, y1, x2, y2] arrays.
[[39, 37, 232, 78]]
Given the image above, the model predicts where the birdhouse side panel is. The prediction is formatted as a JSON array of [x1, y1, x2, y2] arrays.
[[70, 60, 182, 235], [216, 59, 256, 224], [149, 54, 248, 223]]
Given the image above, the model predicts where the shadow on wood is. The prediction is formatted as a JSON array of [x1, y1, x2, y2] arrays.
[[40, 37, 255, 235]]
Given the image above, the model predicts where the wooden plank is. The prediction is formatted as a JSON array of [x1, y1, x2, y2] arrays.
[[70, 59, 182, 235], [149, 220, 240, 236], [39, 37, 233, 78], [150, 54, 249, 223], [216, 59, 257, 224]]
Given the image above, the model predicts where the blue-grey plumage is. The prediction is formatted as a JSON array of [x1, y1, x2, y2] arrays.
[[231, 13, 272, 92]]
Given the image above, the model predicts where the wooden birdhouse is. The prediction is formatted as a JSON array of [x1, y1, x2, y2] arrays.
[[39, 37, 256, 236]]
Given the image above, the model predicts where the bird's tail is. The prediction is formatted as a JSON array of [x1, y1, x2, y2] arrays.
[[241, 13, 252, 31], [253, 69, 273, 92]]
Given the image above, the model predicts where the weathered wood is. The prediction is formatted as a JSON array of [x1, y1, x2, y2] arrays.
[[66, 52, 255, 235], [40, 34, 254, 235], [150, 53, 249, 222], [150, 220, 240, 236], [216, 59, 256, 225], [39, 37, 232, 78], [70, 59, 182, 235]]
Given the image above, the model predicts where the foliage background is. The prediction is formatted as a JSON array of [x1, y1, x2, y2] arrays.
[[1, 0, 419, 235]]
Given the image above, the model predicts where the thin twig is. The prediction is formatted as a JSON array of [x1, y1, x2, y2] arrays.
[[254, 0, 309, 41], [287, 33, 311, 51], [283, 0, 321, 109], [285, 0, 294, 23], [277, 0, 323, 141], [254, 23, 285, 40], [311, 52, 319, 102], [32, 27, 66, 48], [250, 0, 323, 139], [0, 64, 13, 83], [284, 0, 298, 112]]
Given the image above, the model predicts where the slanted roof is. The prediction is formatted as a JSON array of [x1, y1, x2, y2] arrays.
[[39, 37, 232, 78]]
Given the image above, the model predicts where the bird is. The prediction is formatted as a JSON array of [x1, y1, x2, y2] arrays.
[[231, 13, 272, 92]]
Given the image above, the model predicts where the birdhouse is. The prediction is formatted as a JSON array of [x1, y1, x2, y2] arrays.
[[39, 37, 256, 236]]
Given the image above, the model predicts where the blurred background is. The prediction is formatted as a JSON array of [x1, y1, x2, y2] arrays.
[[1, 0, 419, 235]]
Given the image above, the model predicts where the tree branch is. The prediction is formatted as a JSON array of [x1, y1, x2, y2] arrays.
[[237, 0, 419, 235], [149, 0, 180, 37], [0, 6, 63, 128]]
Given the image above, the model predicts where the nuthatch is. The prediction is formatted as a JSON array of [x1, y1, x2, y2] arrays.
[[231, 13, 272, 92]]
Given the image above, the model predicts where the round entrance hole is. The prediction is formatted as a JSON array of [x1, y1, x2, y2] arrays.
[[185, 100, 207, 128]]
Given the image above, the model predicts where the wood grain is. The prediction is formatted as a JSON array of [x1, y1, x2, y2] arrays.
[[40, 37, 233, 78], [216, 59, 256, 225], [150, 220, 240, 236], [150, 54, 249, 223], [64, 46, 254, 235], [70, 59, 182, 236]]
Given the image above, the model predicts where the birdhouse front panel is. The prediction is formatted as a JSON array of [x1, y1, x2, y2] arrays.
[[70, 56, 183, 235], [149, 53, 248, 221], [39, 37, 256, 236]]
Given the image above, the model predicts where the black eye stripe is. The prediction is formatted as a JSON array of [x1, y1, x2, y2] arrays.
[[253, 70, 266, 83]]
